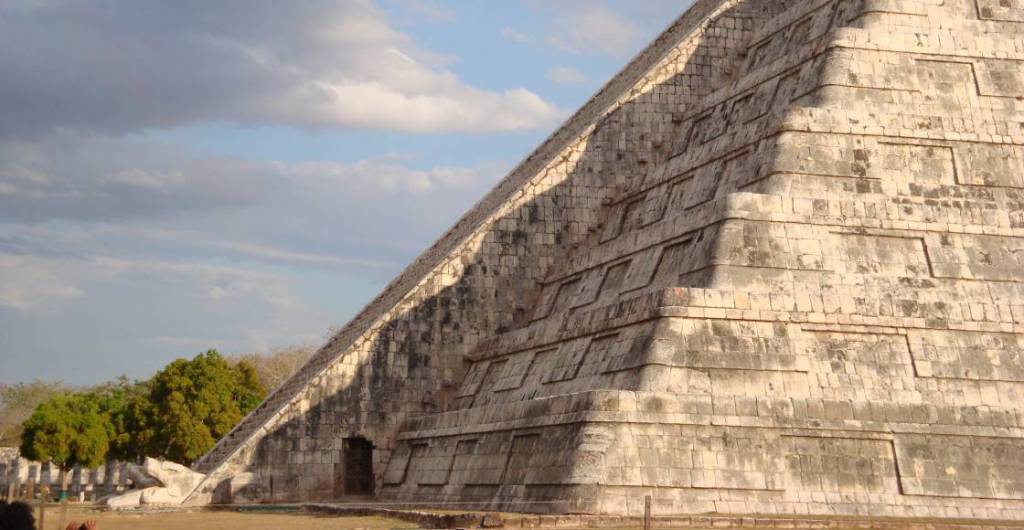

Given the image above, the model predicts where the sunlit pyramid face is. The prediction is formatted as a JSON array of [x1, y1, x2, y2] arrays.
[[189, 0, 1024, 519]]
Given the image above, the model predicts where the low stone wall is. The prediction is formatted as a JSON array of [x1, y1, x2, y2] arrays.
[[303, 504, 1024, 530], [0, 447, 134, 500]]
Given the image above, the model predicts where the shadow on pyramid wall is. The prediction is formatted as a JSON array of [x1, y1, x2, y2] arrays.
[[200, 0, 1024, 518], [226, 0, 788, 505]]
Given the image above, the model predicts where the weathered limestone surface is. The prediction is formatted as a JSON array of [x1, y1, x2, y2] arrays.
[[191, 0, 1024, 519], [106, 458, 206, 508]]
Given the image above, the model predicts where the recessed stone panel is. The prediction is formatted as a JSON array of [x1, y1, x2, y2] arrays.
[[468, 359, 508, 406], [771, 69, 802, 109], [801, 330, 915, 398], [651, 239, 696, 287], [977, 59, 1024, 98], [896, 435, 1024, 500], [620, 198, 647, 237], [493, 349, 549, 392], [544, 338, 592, 383], [461, 436, 508, 487], [602, 324, 654, 374], [835, 233, 931, 277], [406, 443, 451, 486], [382, 443, 413, 485], [686, 113, 713, 150], [662, 177, 692, 218], [925, 233, 1024, 283], [568, 269, 604, 309], [908, 330, 1024, 382], [958, 143, 1024, 188], [640, 183, 670, 226], [684, 162, 725, 208], [915, 60, 979, 109], [503, 434, 542, 485], [597, 261, 630, 301], [457, 361, 492, 398], [619, 247, 661, 292], [600, 203, 628, 243], [722, 151, 760, 191], [715, 221, 824, 270], [652, 319, 807, 372], [447, 439, 480, 487], [976, 0, 1024, 22], [785, 437, 899, 494], [875, 143, 957, 186]]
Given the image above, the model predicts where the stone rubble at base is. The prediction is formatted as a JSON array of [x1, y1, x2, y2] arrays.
[[188, 0, 1024, 519]]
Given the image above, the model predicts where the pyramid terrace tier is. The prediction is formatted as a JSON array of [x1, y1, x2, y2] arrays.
[[190, 0, 1024, 519]]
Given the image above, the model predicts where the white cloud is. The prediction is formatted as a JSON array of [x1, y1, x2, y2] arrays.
[[287, 81, 561, 134], [0, 132, 501, 224], [0, 252, 312, 316], [0, 130, 508, 277], [280, 158, 491, 194], [88, 225, 395, 270], [0, 133, 265, 222], [547, 66, 587, 86], [0, 0, 561, 136], [405, 0, 455, 23], [501, 27, 532, 44], [0, 255, 83, 313], [548, 3, 640, 57]]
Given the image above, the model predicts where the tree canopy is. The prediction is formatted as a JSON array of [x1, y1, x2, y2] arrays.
[[19, 392, 111, 471], [15, 348, 273, 467], [88, 376, 148, 462], [130, 350, 265, 465]]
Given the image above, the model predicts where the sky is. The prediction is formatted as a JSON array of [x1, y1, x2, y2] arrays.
[[0, 0, 691, 386]]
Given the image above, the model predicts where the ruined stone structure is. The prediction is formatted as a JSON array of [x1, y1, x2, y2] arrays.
[[0, 448, 135, 499], [189, 0, 1024, 519], [105, 458, 206, 508]]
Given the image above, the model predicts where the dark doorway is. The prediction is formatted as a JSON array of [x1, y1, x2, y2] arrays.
[[342, 437, 374, 496]]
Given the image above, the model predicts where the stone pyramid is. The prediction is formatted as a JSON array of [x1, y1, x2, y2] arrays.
[[188, 0, 1024, 519]]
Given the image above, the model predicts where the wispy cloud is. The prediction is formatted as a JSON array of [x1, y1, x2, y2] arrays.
[[0, 132, 499, 224], [547, 3, 640, 57], [0, 0, 561, 136], [501, 26, 532, 44], [0, 0, 697, 385], [547, 66, 587, 86], [0, 254, 84, 313], [404, 0, 455, 23], [0, 251, 320, 323]]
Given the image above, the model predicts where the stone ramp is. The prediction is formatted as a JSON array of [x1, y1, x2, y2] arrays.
[[193, 350, 337, 473]]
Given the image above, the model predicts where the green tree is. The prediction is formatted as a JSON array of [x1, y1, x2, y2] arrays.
[[19, 392, 112, 494], [134, 350, 265, 465], [84, 376, 148, 462]]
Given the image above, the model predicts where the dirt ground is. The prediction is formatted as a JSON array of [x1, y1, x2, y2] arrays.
[[36, 506, 419, 530]]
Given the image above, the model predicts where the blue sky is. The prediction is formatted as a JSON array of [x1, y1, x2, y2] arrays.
[[0, 0, 690, 386]]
